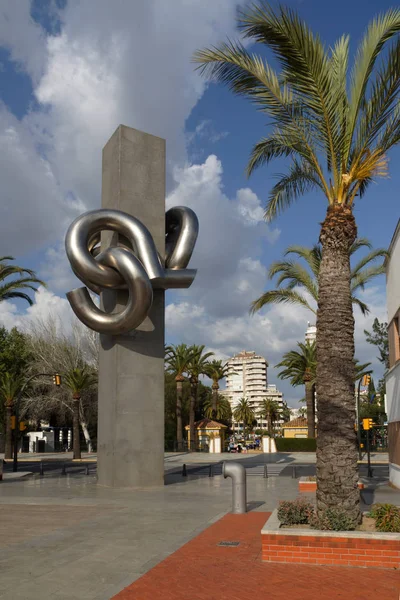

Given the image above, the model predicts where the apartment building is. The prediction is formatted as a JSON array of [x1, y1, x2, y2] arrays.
[[385, 219, 400, 488], [220, 350, 285, 433]]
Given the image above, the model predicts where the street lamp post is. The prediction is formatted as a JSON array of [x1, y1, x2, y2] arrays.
[[12, 373, 61, 472]]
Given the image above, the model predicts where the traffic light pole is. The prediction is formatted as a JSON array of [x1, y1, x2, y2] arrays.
[[366, 428, 373, 478], [357, 377, 363, 461], [12, 373, 61, 472]]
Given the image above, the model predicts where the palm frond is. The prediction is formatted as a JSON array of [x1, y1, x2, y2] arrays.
[[345, 8, 400, 165], [351, 263, 386, 294], [250, 288, 315, 314], [265, 158, 322, 221], [238, 3, 340, 186], [351, 296, 370, 316], [1, 292, 34, 305], [351, 248, 388, 278], [285, 244, 321, 278]]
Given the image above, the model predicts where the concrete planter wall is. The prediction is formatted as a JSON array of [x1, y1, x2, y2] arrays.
[[262, 510, 400, 569]]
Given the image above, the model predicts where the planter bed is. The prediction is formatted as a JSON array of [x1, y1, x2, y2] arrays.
[[298, 476, 364, 492], [261, 510, 400, 569]]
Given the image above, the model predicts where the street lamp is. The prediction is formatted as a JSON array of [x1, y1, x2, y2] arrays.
[[12, 373, 62, 472]]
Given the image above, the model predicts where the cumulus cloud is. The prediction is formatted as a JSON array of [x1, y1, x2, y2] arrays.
[[1, 0, 241, 256], [0, 287, 73, 332]]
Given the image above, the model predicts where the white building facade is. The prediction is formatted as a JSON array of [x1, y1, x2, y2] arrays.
[[385, 219, 400, 488], [221, 351, 285, 433]]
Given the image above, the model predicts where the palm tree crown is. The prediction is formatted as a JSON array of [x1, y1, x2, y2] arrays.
[[202, 394, 232, 421], [63, 367, 97, 397], [193, 5, 400, 217], [251, 239, 386, 316], [205, 360, 230, 388], [233, 398, 255, 428], [165, 344, 193, 381], [0, 257, 46, 306]]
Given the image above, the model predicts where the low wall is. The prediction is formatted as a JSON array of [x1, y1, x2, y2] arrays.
[[261, 510, 400, 569]]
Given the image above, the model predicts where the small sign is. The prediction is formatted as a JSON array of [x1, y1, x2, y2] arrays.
[[218, 541, 240, 547]]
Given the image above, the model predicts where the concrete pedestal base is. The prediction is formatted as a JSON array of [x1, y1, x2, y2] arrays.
[[97, 126, 165, 488]]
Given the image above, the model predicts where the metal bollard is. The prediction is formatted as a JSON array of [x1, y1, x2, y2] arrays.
[[182, 463, 187, 477], [61, 464, 66, 476], [223, 461, 247, 514], [264, 464, 268, 479], [40, 462, 44, 476], [209, 464, 213, 478], [85, 465, 90, 475], [292, 466, 297, 479]]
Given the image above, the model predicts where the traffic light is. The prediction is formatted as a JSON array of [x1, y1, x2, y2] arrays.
[[19, 421, 27, 432], [53, 374, 62, 386], [362, 418, 374, 430], [362, 374, 371, 386], [10, 416, 16, 430]]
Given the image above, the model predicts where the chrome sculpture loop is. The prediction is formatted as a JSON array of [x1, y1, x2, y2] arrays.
[[65, 206, 198, 335]]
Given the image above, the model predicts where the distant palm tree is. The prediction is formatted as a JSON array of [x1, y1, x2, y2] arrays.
[[0, 257, 45, 305], [202, 394, 232, 421], [205, 360, 230, 419], [251, 240, 386, 316], [194, 4, 400, 524], [165, 344, 194, 450], [233, 398, 255, 439], [276, 341, 317, 438], [0, 372, 24, 459], [258, 397, 281, 436], [63, 367, 97, 459], [186, 345, 214, 449]]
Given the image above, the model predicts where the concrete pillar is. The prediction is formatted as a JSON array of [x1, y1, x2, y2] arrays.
[[98, 125, 165, 488]]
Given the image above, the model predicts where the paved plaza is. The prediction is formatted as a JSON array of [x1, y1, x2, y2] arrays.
[[0, 452, 397, 600]]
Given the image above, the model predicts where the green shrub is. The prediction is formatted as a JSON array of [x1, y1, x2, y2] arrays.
[[368, 504, 400, 532], [309, 508, 355, 531], [275, 438, 316, 452], [277, 498, 315, 526]]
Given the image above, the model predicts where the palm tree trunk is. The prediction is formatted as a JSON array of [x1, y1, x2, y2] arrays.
[[176, 379, 183, 451], [267, 415, 272, 437], [189, 379, 196, 451], [305, 381, 315, 438], [5, 404, 12, 459], [316, 205, 360, 525], [72, 396, 81, 460], [211, 382, 219, 420]]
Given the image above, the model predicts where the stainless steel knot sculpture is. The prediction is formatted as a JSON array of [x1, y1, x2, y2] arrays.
[[65, 206, 198, 335]]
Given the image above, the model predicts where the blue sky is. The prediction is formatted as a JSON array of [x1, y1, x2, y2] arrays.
[[0, 0, 396, 405]]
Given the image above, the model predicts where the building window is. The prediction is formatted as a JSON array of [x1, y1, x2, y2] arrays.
[[388, 315, 400, 368]]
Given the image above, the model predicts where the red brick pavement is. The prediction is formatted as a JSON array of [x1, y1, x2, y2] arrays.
[[113, 512, 400, 600]]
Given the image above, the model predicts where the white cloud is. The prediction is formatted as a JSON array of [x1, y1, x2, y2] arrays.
[[0, 287, 73, 332], [0, 0, 241, 256]]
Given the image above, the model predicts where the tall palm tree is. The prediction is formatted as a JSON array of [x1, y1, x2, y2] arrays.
[[251, 240, 387, 316], [0, 257, 45, 305], [258, 398, 281, 436], [63, 367, 97, 460], [0, 372, 24, 459], [202, 394, 232, 421], [165, 343, 194, 451], [276, 341, 317, 438], [186, 345, 214, 449], [194, 4, 400, 524], [233, 398, 255, 439], [205, 360, 230, 419]]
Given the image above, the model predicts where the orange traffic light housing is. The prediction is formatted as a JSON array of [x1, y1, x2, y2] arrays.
[[19, 421, 27, 432], [10, 416, 16, 430], [362, 374, 371, 386], [53, 374, 62, 386], [362, 418, 374, 430]]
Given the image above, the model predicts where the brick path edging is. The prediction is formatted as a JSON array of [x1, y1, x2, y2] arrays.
[[262, 510, 400, 569], [298, 477, 364, 492]]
